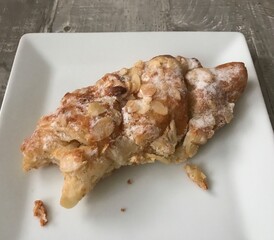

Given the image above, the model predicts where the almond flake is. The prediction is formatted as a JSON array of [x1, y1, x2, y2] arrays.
[[131, 74, 141, 93], [134, 60, 145, 69], [186, 142, 199, 157], [138, 102, 150, 114], [119, 68, 128, 76], [91, 117, 115, 141], [125, 81, 132, 92], [126, 100, 140, 113], [88, 102, 106, 116], [151, 100, 168, 115], [140, 83, 156, 97]]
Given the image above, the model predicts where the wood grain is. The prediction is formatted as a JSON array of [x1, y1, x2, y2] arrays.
[[0, 0, 273, 128], [0, 0, 55, 106]]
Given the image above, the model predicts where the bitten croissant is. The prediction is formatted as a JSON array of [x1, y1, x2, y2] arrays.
[[21, 55, 247, 208]]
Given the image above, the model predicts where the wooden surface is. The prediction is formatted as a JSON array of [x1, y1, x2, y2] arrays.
[[0, 0, 273, 128]]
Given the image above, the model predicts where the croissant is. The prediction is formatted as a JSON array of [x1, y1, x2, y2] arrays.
[[21, 55, 247, 208]]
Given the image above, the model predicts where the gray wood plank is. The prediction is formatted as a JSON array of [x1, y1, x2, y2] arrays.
[[243, 0, 274, 128], [0, 0, 273, 129], [51, 0, 170, 32], [0, 0, 55, 106]]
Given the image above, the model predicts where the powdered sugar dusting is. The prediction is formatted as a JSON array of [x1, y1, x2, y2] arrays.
[[122, 108, 131, 124], [190, 114, 215, 129], [186, 68, 213, 90], [211, 64, 242, 82], [184, 61, 246, 152], [141, 59, 186, 101], [42, 135, 54, 150]]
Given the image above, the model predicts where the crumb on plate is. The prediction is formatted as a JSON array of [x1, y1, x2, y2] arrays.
[[33, 200, 48, 226], [184, 164, 208, 190], [127, 178, 133, 184]]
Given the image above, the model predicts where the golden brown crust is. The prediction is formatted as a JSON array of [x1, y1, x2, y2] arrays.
[[215, 62, 248, 102], [179, 61, 248, 159], [21, 55, 247, 208]]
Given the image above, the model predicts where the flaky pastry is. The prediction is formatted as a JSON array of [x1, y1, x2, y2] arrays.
[[21, 55, 247, 208]]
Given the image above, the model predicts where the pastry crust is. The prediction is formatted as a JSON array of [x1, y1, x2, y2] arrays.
[[21, 55, 247, 208]]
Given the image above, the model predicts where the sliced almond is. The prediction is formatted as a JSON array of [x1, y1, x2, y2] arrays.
[[134, 60, 145, 69], [119, 68, 128, 76], [131, 74, 141, 93], [126, 100, 140, 113], [182, 131, 201, 158], [186, 142, 199, 157], [184, 164, 208, 190], [140, 83, 157, 97], [151, 100, 168, 115], [126, 99, 150, 115], [148, 59, 161, 69], [125, 80, 132, 92], [167, 120, 178, 144], [137, 97, 152, 114], [145, 153, 169, 164], [110, 108, 122, 126], [191, 133, 207, 145], [150, 120, 177, 156], [91, 117, 115, 141], [88, 102, 106, 116], [138, 102, 150, 114]]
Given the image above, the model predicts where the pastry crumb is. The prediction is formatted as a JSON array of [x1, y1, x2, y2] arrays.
[[33, 200, 48, 226], [127, 178, 133, 184], [184, 164, 208, 190], [120, 208, 126, 212]]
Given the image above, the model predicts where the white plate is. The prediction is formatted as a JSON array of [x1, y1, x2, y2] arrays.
[[0, 32, 273, 240]]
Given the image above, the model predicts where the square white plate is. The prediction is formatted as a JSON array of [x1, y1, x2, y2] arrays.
[[0, 32, 273, 240]]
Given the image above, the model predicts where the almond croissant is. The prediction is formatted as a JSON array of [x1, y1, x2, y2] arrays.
[[21, 55, 247, 208]]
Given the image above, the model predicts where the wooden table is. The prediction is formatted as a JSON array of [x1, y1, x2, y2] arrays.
[[0, 0, 273, 128]]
